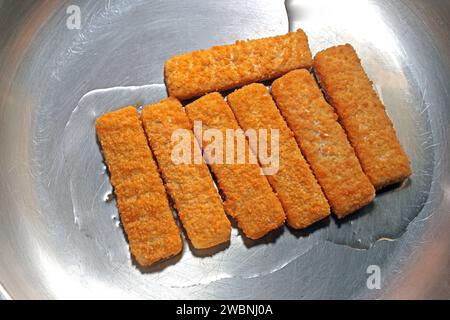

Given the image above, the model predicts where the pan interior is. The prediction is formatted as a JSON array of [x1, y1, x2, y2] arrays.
[[0, 0, 448, 299]]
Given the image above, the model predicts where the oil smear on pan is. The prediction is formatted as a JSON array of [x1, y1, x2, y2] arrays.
[[61, 72, 433, 287]]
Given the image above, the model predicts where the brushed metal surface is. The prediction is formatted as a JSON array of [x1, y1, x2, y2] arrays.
[[0, 0, 449, 299]]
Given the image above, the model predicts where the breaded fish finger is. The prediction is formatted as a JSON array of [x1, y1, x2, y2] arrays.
[[185, 93, 285, 239], [272, 70, 376, 218], [313, 45, 412, 190], [227, 83, 330, 227], [165, 29, 312, 100], [96, 107, 182, 266], [141, 98, 231, 249]]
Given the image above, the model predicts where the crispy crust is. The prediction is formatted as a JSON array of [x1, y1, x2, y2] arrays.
[[95, 107, 182, 266], [227, 83, 330, 227], [272, 70, 375, 218], [313, 45, 412, 190], [141, 98, 231, 249], [185, 93, 285, 239], [165, 29, 312, 100]]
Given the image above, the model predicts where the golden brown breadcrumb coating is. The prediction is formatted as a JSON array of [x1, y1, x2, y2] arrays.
[[95, 107, 182, 267], [313, 45, 412, 190], [272, 70, 375, 218], [227, 83, 330, 227], [165, 29, 312, 100], [185, 93, 285, 239], [141, 98, 231, 249]]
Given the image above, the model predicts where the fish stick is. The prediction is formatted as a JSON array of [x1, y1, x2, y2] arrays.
[[313, 45, 412, 190], [95, 107, 182, 266], [165, 29, 312, 100], [141, 98, 231, 249], [227, 83, 330, 228], [185, 93, 285, 239], [272, 70, 376, 218]]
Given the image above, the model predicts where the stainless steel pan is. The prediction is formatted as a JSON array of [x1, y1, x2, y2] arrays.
[[0, 0, 449, 299]]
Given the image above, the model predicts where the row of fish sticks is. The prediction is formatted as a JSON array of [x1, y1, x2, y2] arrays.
[[96, 29, 411, 266]]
